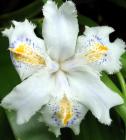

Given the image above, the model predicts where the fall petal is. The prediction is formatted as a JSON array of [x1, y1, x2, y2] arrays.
[[1, 69, 52, 124], [2, 19, 46, 80], [76, 26, 125, 74], [68, 71, 123, 125]]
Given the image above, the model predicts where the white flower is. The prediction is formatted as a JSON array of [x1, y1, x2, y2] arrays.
[[1, 0, 125, 137]]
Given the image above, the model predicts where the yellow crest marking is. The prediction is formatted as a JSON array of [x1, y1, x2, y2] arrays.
[[57, 95, 73, 126], [84, 43, 108, 63], [9, 43, 45, 65]]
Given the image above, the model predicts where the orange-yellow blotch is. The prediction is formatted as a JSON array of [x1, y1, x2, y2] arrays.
[[9, 43, 45, 65], [14, 44, 26, 54], [84, 43, 109, 63], [57, 95, 73, 126]]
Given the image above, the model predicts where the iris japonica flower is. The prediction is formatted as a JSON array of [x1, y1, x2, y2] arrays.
[[1, 0, 125, 137]]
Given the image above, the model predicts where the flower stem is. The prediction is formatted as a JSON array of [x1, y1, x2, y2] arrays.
[[125, 126, 126, 140], [116, 72, 126, 97]]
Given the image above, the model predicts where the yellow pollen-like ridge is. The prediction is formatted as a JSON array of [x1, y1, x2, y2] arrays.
[[57, 95, 73, 126], [84, 43, 108, 63], [9, 43, 45, 65]]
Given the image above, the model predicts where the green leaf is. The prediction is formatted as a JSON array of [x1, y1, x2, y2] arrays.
[[78, 14, 97, 27], [42, 0, 63, 6], [0, 108, 15, 140], [101, 73, 122, 95], [72, 112, 124, 140], [121, 53, 126, 78], [101, 73, 126, 122], [0, 33, 20, 100], [32, 19, 43, 38], [108, 0, 126, 8], [0, 0, 43, 24], [55, 0, 63, 6], [42, 0, 48, 4], [6, 112, 59, 140]]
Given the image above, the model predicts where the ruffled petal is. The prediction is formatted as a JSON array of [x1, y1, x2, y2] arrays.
[[1, 69, 52, 124], [2, 19, 46, 80], [37, 71, 88, 136], [40, 95, 88, 137], [42, 0, 79, 61], [68, 71, 123, 125], [76, 26, 125, 74]]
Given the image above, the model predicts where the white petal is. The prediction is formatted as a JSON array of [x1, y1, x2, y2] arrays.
[[1, 69, 52, 124], [2, 19, 46, 80], [68, 71, 123, 125], [100, 38, 125, 74], [84, 26, 114, 39], [55, 71, 70, 97], [42, 0, 79, 61], [76, 26, 125, 74], [61, 57, 100, 78], [39, 70, 88, 136], [40, 95, 88, 136]]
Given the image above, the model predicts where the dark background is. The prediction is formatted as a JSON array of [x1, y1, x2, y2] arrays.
[[1, 0, 126, 40]]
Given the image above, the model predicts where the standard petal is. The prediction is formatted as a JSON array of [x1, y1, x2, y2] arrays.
[[42, 0, 79, 61], [76, 26, 125, 74], [1, 69, 52, 124], [2, 19, 46, 80], [68, 71, 123, 125]]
